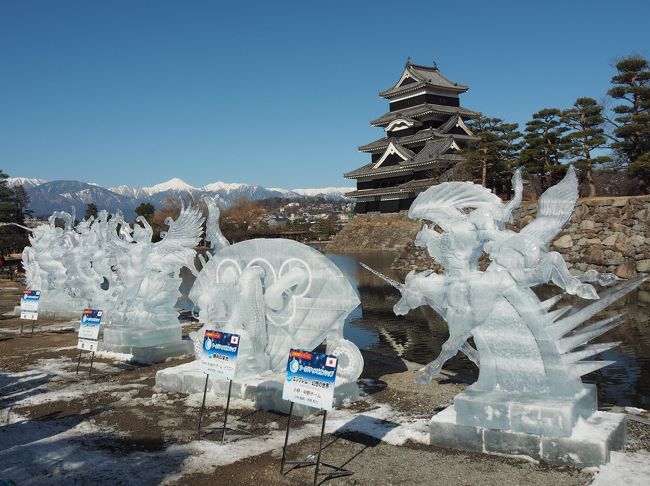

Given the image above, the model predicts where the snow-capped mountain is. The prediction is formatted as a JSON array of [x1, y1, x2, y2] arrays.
[[27, 180, 140, 219], [6, 177, 48, 188], [291, 187, 353, 198], [11, 176, 353, 219]]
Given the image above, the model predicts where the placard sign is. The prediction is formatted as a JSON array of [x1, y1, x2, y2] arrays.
[[20, 290, 41, 320], [77, 309, 103, 351], [282, 349, 338, 410], [199, 329, 240, 380]]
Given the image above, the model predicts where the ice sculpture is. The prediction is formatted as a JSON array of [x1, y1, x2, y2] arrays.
[[189, 238, 363, 383], [100, 203, 204, 359], [21, 210, 86, 316], [365, 167, 645, 466], [156, 201, 363, 414]]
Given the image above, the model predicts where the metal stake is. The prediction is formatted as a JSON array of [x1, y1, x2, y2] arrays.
[[76, 350, 83, 375], [88, 351, 95, 377], [313, 411, 327, 486], [30, 321, 35, 336], [221, 379, 233, 445], [280, 401, 295, 475], [20, 321, 24, 335], [197, 373, 209, 438]]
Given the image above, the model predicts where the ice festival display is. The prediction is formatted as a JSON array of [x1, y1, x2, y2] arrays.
[[156, 202, 363, 415], [364, 167, 646, 466], [20, 203, 204, 362]]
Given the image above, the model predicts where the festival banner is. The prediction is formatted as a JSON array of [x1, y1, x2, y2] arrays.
[[199, 329, 240, 380], [282, 349, 338, 410], [20, 289, 41, 320]]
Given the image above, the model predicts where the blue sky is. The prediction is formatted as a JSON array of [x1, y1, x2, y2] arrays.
[[1, 0, 648, 189]]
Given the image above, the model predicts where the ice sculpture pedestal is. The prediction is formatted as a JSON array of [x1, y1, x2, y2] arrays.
[[155, 361, 360, 416], [430, 405, 626, 467], [98, 325, 193, 364]]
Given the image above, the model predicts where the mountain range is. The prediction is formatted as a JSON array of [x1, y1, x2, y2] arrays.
[[5, 177, 353, 219]]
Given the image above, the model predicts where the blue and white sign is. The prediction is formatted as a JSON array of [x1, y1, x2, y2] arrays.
[[199, 329, 240, 380], [282, 349, 338, 411], [78, 309, 103, 342], [20, 289, 41, 320]]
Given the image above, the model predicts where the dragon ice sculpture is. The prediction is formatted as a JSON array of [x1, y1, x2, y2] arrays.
[[189, 202, 363, 384], [365, 167, 645, 436]]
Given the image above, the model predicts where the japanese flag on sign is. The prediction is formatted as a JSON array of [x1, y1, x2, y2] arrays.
[[230, 335, 239, 345], [326, 356, 338, 368]]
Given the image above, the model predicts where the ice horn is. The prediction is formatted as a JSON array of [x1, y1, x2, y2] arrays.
[[360, 262, 404, 291]]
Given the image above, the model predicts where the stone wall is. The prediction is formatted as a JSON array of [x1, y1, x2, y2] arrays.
[[326, 212, 422, 253], [391, 195, 650, 277]]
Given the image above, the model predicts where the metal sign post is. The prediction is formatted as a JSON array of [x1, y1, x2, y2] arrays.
[[196, 329, 252, 444], [75, 309, 102, 378], [196, 374, 252, 443], [280, 348, 353, 485], [280, 404, 352, 485]]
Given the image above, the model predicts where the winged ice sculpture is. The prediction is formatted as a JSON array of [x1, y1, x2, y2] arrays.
[[364, 167, 644, 436], [106, 202, 204, 330]]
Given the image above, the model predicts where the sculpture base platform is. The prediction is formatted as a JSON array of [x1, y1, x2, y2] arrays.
[[97, 339, 193, 364], [155, 361, 360, 416], [429, 406, 626, 467]]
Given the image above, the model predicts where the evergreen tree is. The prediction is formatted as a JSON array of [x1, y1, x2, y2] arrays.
[[464, 116, 522, 194], [84, 202, 98, 220], [607, 55, 650, 190], [0, 170, 29, 257], [561, 98, 610, 196], [135, 202, 155, 222], [519, 108, 569, 189]]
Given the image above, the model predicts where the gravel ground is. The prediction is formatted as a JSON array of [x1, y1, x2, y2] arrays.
[[1, 279, 648, 485]]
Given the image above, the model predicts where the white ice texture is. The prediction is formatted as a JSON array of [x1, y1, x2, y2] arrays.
[[365, 167, 646, 437], [189, 212, 363, 383], [22, 203, 204, 347]]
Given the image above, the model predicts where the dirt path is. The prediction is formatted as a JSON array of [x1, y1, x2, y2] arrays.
[[1, 280, 647, 485]]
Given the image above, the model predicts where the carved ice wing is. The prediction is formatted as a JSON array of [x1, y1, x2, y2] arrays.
[[408, 181, 503, 228], [204, 197, 229, 252], [153, 202, 204, 270], [520, 166, 578, 245]]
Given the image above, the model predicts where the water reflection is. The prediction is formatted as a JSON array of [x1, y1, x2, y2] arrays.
[[328, 251, 650, 409]]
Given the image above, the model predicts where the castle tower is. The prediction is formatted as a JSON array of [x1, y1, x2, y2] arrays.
[[345, 61, 479, 213]]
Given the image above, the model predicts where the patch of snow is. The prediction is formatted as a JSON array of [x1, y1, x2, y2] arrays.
[[625, 406, 646, 415], [5, 177, 47, 188], [591, 451, 650, 485], [291, 187, 354, 197], [202, 181, 248, 193], [144, 178, 198, 195]]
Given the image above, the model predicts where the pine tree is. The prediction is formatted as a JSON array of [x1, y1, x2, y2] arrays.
[[561, 98, 610, 196], [464, 115, 522, 194], [519, 108, 569, 190], [84, 203, 98, 220], [607, 55, 650, 190], [0, 170, 29, 257], [135, 202, 155, 222]]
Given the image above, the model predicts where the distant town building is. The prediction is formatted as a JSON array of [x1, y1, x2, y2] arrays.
[[344, 60, 479, 213]]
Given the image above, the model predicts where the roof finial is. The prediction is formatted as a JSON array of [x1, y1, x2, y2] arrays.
[[432, 60, 438, 69], [405, 56, 411, 67]]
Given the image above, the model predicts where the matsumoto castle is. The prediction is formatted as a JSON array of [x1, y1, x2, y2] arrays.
[[345, 60, 478, 213]]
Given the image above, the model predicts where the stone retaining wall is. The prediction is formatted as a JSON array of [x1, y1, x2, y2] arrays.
[[390, 195, 649, 277], [326, 212, 422, 253]]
